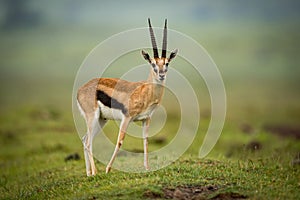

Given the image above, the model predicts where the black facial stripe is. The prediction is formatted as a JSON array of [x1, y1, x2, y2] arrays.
[[96, 90, 128, 115], [152, 64, 158, 73]]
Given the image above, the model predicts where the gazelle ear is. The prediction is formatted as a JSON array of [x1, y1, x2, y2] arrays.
[[168, 49, 178, 62], [142, 50, 152, 63]]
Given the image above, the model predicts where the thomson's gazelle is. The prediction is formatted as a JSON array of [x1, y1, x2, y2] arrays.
[[77, 19, 178, 176]]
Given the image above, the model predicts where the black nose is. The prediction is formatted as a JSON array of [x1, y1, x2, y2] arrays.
[[159, 74, 165, 80]]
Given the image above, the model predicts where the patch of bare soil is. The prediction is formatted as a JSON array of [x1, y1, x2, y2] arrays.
[[144, 185, 247, 200], [263, 124, 300, 140], [211, 192, 248, 200], [163, 185, 218, 199]]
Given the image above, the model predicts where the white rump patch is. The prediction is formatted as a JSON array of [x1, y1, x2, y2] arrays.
[[77, 100, 86, 120]]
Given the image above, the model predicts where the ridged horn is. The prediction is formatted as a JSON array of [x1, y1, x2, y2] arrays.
[[161, 19, 167, 58], [148, 18, 159, 58]]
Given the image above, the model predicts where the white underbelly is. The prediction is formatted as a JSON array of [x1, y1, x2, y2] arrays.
[[98, 101, 158, 121], [97, 101, 123, 120]]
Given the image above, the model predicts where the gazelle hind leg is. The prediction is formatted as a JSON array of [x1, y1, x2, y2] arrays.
[[88, 122, 99, 176], [82, 134, 91, 176], [77, 100, 92, 176], [82, 109, 100, 176], [106, 117, 131, 173], [89, 118, 107, 176]]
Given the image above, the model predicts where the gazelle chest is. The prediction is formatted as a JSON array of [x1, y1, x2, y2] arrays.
[[133, 103, 158, 121]]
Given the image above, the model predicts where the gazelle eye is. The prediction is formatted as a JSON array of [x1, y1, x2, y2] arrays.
[[164, 63, 169, 72], [153, 68, 158, 73]]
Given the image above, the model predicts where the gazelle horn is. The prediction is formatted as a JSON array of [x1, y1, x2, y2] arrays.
[[148, 18, 159, 58], [161, 19, 167, 58]]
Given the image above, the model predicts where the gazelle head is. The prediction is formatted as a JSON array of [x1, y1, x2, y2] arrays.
[[142, 18, 178, 82]]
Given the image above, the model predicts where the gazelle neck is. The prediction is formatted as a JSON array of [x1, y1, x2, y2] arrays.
[[147, 67, 165, 102]]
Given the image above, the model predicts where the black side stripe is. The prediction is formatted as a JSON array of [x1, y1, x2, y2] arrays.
[[96, 90, 128, 115]]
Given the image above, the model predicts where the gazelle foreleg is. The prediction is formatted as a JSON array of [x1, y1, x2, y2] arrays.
[[143, 118, 150, 170], [106, 117, 131, 173]]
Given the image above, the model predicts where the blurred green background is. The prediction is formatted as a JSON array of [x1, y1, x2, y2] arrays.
[[0, 0, 299, 124]]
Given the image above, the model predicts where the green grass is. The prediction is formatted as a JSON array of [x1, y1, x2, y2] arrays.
[[2, 156, 299, 199], [0, 105, 299, 199]]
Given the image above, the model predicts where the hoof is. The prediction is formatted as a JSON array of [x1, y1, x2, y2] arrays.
[[86, 172, 92, 177], [91, 168, 97, 176], [86, 170, 97, 177], [106, 166, 111, 173], [144, 164, 150, 171]]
